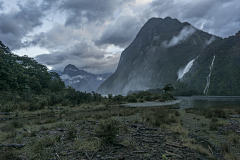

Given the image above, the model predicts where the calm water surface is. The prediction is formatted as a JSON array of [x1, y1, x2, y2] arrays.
[[175, 96, 240, 109]]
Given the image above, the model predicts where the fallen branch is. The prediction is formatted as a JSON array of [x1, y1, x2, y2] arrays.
[[133, 151, 148, 153], [85, 152, 91, 160], [165, 151, 182, 158], [47, 105, 53, 110], [140, 128, 158, 131], [56, 152, 60, 158], [90, 150, 98, 160], [0, 144, 25, 148], [165, 143, 185, 148], [86, 131, 100, 137], [208, 145, 213, 155], [113, 143, 128, 148], [23, 128, 31, 133]]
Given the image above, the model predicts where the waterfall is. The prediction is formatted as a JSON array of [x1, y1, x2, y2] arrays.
[[203, 54, 215, 95], [177, 55, 199, 80]]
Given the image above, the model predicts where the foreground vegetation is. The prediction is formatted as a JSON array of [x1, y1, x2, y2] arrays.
[[0, 102, 239, 159]]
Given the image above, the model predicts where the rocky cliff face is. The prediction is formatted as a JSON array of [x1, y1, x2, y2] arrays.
[[97, 17, 222, 95], [60, 64, 111, 93]]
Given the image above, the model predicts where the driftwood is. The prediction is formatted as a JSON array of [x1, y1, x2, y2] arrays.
[[86, 131, 100, 137], [140, 127, 158, 131], [133, 133, 163, 137], [113, 143, 128, 148], [90, 150, 99, 160], [0, 144, 25, 148], [55, 152, 60, 158], [47, 105, 53, 110], [208, 145, 213, 155], [23, 128, 31, 133], [141, 140, 157, 143], [133, 151, 148, 153], [165, 143, 185, 148], [85, 152, 91, 160], [165, 151, 183, 158]]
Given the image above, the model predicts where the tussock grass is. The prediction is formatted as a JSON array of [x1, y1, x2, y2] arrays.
[[140, 107, 180, 126], [74, 137, 101, 151]]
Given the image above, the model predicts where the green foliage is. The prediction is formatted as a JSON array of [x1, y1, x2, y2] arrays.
[[161, 84, 175, 93], [185, 108, 227, 118], [141, 107, 180, 126], [96, 119, 121, 143], [128, 95, 138, 103]]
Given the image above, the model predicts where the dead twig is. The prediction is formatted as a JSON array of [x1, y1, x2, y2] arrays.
[[165, 143, 185, 148], [0, 144, 25, 148], [85, 152, 91, 160]]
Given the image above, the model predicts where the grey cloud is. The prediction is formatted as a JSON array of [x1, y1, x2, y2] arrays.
[[162, 26, 196, 48], [0, 1, 47, 50], [60, 0, 134, 27], [41, 0, 58, 11], [149, 0, 240, 38], [205, 36, 216, 45], [23, 23, 73, 49], [0, 1, 3, 10], [35, 51, 67, 65], [94, 10, 143, 48], [34, 41, 118, 74]]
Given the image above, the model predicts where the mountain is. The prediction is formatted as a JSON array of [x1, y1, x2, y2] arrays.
[[58, 64, 112, 93], [97, 17, 223, 95]]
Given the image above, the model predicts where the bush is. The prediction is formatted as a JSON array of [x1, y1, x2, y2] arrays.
[[96, 119, 121, 143], [128, 95, 137, 103], [66, 125, 77, 140], [211, 118, 218, 122], [209, 122, 222, 131], [221, 142, 230, 154]]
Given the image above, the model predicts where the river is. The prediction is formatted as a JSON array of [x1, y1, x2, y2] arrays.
[[174, 96, 240, 109]]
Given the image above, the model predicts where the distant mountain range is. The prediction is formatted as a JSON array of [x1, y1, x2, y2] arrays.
[[51, 64, 112, 93], [97, 17, 240, 96]]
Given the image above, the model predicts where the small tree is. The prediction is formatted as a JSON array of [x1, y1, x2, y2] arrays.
[[161, 84, 175, 93]]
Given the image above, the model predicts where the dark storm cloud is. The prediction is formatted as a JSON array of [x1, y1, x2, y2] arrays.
[[35, 41, 120, 74], [148, 0, 240, 37], [94, 9, 143, 48], [60, 0, 134, 27], [0, 0, 53, 50]]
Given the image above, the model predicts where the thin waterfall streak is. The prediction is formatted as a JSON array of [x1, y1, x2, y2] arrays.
[[203, 54, 215, 95]]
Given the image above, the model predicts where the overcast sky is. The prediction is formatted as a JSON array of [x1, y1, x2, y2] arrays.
[[0, 0, 239, 74]]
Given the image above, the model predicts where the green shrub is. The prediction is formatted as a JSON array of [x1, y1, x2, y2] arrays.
[[96, 119, 121, 143], [66, 125, 77, 140], [128, 95, 137, 103], [209, 122, 222, 131], [211, 118, 218, 122], [11, 120, 24, 128], [221, 142, 230, 154]]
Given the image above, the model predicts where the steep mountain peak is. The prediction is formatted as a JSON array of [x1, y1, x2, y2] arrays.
[[97, 17, 221, 95], [64, 64, 79, 72]]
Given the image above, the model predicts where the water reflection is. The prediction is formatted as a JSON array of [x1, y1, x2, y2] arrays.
[[174, 96, 240, 109]]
